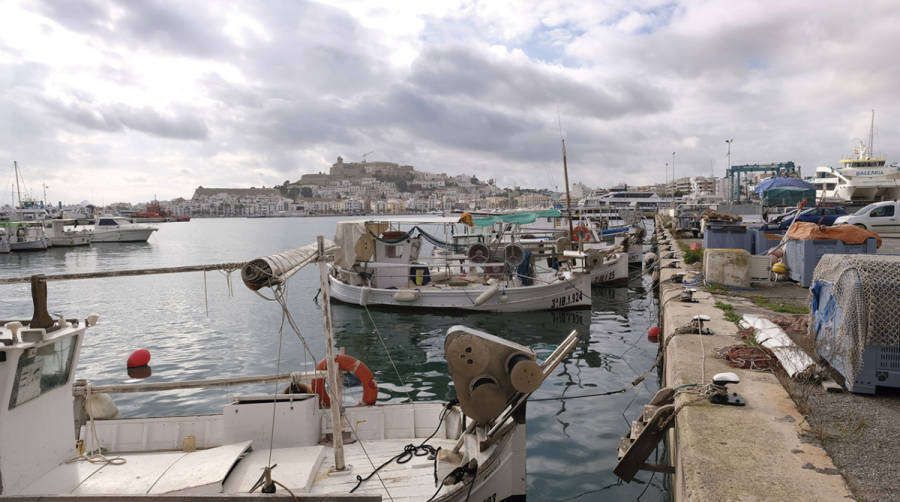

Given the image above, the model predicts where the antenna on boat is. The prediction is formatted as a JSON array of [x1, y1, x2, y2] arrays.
[[867, 109, 875, 159], [14, 161, 22, 209], [317, 235, 346, 471]]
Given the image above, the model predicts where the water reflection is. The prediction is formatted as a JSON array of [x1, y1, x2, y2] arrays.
[[0, 218, 663, 502]]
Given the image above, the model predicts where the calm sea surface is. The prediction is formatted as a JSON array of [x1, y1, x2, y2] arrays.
[[0, 216, 664, 501]]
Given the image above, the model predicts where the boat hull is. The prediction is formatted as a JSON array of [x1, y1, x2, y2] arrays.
[[9, 238, 48, 251], [590, 252, 629, 286], [92, 228, 157, 242], [49, 234, 92, 247], [329, 271, 592, 312]]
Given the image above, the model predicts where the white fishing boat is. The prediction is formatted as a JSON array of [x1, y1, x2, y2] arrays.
[[2, 221, 49, 251], [91, 215, 157, 242], [44, 219, 93, 247], [0, 240, 578, 500], [329, 218, 592, 312]]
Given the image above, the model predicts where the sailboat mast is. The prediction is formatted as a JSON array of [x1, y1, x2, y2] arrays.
[[561, 139, 574, 244], [13, 161, 22, 208], [317, 236, 345, 471]]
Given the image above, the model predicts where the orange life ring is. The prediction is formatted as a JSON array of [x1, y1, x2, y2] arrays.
[[310, 354, 378, 407], [573, 225, 592, 242]]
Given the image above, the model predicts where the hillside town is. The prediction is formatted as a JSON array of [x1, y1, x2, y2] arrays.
[[2, 156, 722, 218]]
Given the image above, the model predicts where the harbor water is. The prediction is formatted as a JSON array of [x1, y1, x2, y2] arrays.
[[0, 216, 664, 501]]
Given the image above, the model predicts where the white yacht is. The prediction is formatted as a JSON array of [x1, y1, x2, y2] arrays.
[[811, 111, 900, 203], [91, 216, 157, 242]]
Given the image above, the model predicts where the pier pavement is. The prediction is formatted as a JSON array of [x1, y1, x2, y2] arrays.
[[655, 225, 852, 501]]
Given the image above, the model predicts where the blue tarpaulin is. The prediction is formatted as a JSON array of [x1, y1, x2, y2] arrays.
[[754, 177, 815, 206]]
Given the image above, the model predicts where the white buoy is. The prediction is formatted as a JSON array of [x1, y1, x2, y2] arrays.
[[85, 393, 119, 419], [474, 282, 500, 306], [392, 291, 420, 302], [360, 286, 369, 306]]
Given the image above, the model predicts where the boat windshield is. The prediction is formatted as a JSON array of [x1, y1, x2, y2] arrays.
[[854, 204, 876, 216], [97, 218, 120, 226]]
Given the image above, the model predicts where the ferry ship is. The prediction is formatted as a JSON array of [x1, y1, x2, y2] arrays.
[[576, 188, 662, 218], [810, 111, 900, 203]]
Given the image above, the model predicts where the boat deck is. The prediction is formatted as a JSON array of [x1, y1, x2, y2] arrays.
[[21, 437, 459, 500]]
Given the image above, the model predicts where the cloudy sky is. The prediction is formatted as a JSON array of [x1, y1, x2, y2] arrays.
[[1, 0, 899, 205]]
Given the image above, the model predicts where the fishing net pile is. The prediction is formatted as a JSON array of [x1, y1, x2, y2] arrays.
[[810, 254, 900, 380]]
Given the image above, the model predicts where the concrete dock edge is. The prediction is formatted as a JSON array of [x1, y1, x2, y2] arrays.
[[655, 222, 852, 501]]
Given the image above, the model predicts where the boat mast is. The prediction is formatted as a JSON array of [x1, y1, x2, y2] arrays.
[[13, 161, 22, 208], [561, 139, 574, 244], [867, 109, 875, 159], [317, 236, 345, 471]]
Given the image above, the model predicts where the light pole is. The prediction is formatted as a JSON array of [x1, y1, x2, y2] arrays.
[[665, 162, 669, 203], [671, 152, 676, 208], [725, 139, 733, 200]]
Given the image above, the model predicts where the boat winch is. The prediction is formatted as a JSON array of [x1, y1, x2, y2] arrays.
[[445, 326, 542, 425]]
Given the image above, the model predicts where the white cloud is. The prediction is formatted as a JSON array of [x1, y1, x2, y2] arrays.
[[2, 0, 900, 205]]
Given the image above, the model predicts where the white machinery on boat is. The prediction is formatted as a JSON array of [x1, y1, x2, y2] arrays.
[[0, 240, 579, 500]]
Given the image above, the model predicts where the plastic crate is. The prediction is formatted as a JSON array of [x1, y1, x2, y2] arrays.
[[785, 238, 877, 287], [812, 276, 900, 394], [703, 224, 753, 253], [749, 226, 785, 255]]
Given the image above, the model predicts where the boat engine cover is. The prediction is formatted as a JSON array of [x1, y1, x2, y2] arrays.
[[445, 325, 539, 425]]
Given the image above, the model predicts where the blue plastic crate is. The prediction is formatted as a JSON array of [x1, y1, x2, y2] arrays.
[[785, 238, 877, 287], [749, 226, 785, 255], [703, 224, 753, 252], [812, 268, 900, 394]]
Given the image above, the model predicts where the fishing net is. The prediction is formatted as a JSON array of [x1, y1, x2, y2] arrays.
[[810, 254, 900, 380]]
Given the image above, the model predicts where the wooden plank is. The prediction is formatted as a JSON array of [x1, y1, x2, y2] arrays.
[[150, 440, 253, 495], [614, 404, 675, 482]]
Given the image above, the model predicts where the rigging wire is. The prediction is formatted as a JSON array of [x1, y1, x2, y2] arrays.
[[362, 303, 413, 403]]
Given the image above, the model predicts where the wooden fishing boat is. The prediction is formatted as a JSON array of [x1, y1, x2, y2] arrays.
[[329, 218, 592, 312]]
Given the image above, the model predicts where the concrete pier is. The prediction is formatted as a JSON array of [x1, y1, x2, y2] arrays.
[[655, 224, 852, 501]]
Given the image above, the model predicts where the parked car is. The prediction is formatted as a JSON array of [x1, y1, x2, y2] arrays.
[[778, 206, 848, 229], [833, 201, 900, 233], [767, 208, 798, 225]]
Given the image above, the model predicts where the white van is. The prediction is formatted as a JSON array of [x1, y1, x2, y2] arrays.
[[833, 201, 900, 234]]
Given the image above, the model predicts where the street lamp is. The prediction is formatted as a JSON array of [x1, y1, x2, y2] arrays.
[[671, 152, 676, 207], [725, 139, 733, 200]]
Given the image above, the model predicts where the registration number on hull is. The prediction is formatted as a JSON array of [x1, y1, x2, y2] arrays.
[[551, 290, 585, 309]]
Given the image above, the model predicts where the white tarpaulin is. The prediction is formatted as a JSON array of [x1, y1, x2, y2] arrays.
[[741, 314, 818, 378]]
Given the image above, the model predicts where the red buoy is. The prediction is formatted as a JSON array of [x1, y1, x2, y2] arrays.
[[647, 326, 660, 343], [689, 243, 699, 250], [127, 348, 151, 368]]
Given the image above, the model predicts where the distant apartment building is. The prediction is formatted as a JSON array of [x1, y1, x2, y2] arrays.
[[190, 187, 293, 216]]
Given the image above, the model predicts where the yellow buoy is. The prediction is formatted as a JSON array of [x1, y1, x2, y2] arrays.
[[772, 262, 788, 275]]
